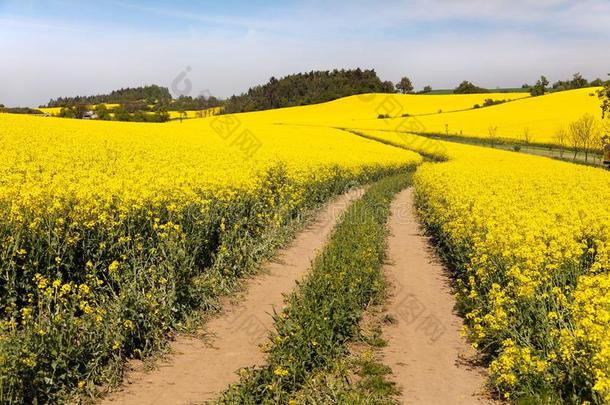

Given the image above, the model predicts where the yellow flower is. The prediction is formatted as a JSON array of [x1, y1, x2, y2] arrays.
[[79, 301, 94, 314], [20, 307, 33, 325], [273, 366, 289, 377], [60, 283, 72, 295], [34, 273, 48, 290], [108, 260, 120, 273]]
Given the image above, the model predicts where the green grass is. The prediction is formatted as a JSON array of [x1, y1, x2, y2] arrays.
[[218, 171, 413, 404]]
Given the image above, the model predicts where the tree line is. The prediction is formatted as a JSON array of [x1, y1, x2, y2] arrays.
[[42, 84, 222, 122], [221, 69, 396, 113], [56, 104, 172, 122], [0, 106, 44, 114], [526, 73, 609, 97], [45, 85, 173, 107]]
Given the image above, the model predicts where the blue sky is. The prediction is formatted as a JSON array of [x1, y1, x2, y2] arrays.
[[1, 0, 609, 106]]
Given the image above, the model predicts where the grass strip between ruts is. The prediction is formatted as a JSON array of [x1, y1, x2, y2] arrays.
[[218, 171, 414, 404]]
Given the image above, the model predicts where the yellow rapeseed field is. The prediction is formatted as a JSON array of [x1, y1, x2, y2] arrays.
[[356, 129, 610, 403], [228, 92, 528, 128], [2, 85, 608, 403], [167, 107, 220, 120], [37, 90, 599, 148], [0, 113, 419, 214], [0, 112, 420, 402], [410, 87, 603, 143], [327, 88, 602, 145], [37, 107, 62, 115]]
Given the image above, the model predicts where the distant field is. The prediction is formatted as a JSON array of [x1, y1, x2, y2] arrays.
[[338, 88, 602, 145], [219, 87, 602, 148], [38, 106, 62, 115], [20, 88, 608, 147], [230, 91, 530, 127], [167, 107, 220, 120]]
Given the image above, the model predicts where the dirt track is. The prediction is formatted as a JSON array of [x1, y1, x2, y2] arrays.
[[381, 188, 492, 404], [101, 189, 363, 405], [102, 186, 492, 404]]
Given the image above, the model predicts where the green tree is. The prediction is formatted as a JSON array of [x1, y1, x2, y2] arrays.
[[454, 81, 489, 94], [155, 110, 170, 122], [530, 76, 549, 96], [46, 85, 172, 108], [94, 104, 110, 120], [591, 78, 604, 87], [395, 77, 414, 94], [222, 68, 395, 114], [58, 104, 88, 119], [131, 111, 147, 122], [422, 85, 432, 93], [552, 73, 591, 91], [0, 107, 43, 114], [381, 80, 395, 93], [570, 72, 589, 89], [113, 106, 131, 121]]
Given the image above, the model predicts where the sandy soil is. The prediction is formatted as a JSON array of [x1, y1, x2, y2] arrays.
[[101, 188, 364, 405], [381, 188, 492, 404]]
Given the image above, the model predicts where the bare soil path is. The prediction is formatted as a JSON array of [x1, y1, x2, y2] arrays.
[[381, 188, 492, 404], [101, 189, 364, 405]]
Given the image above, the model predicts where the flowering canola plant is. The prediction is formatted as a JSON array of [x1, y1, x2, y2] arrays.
[[0, 113, 420, 402], [358, 129, 610, 403]]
